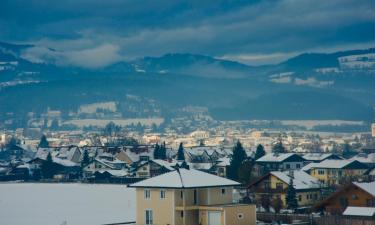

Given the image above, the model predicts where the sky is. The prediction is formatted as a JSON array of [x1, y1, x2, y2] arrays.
[[1, 0, 375, 67]]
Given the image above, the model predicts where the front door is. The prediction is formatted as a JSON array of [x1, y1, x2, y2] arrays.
[[208, 211, 221, 225]]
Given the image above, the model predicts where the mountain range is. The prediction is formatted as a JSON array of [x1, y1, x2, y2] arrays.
[[1, 41, 375, 127]]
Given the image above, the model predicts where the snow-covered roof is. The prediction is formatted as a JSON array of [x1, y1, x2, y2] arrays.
[[256, 153, 296, 162], [303, 153, 337, 161], [343, 207, 375, 216], [217, 157, 231, 167], [351, 153, 375, 164], [130, 168, 239, 188], [96, 170, 129, 177], [151, 159, 175, 171], [301, 162, 317, 172], [354, 181, 375, 197], [310, 159, 359, 169], [271, 171, 321, 190]]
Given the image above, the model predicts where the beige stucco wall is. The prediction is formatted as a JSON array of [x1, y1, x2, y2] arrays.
[[136, 188, 174, 225], [224, 205, 256, 225]]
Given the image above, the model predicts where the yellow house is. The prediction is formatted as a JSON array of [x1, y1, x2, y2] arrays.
[[130, 168, 256, 225], [309, 160, 368, 186], [248, 171, 322, 208]]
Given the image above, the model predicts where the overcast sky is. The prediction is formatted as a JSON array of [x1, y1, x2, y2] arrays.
[[1, 0, 375, 67]]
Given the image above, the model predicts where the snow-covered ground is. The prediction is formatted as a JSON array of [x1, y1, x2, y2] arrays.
[[0, 183, 136, 225]]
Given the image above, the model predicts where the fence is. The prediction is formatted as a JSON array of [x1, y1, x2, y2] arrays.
[[257, 213, 375, 225]]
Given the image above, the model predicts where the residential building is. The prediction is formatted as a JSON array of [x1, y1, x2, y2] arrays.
[[309, 160, 368, 186], [248, 170, 322, 208], [130, 168, 256, 225], [302, 153, 342, 163], [314, 181, 375, 214], [255, 153, 306, 175]]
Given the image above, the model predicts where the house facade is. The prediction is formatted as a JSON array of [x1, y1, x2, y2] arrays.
[[130, 168, 256, 225], [248, 171, 322, 208], [309, 160, 368, 186], [314, 181, 375, 214]]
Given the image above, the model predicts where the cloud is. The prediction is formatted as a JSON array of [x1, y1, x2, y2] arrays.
[[21, 44, 122, 68], [2, 0, 375, 66]]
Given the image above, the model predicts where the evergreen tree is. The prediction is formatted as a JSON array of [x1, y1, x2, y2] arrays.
[[342, 143, 353, 159], [254, 144, 266, 160], [238, 160, 254, 185], [153, 143, 161, 159], [38, 135, 49, 148], [272, 140, 286, 154], [177, 143, 185, 161], [81, 149, 90, 167], [41, 152, 58, 179], [160, 142, 167, 160], [285, 177, 299, 210], [228, 141, 247, 181]]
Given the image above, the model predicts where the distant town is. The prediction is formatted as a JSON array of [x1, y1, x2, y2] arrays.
[[1, 119, 375, 224]]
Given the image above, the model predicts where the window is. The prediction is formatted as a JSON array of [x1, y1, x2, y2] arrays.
[[180, 190, 183, 199], [276, 183, 283, 190], [144, 189, 150, 199], [160, 189, 166, 199], [352, 194, 358, 200], [285, 164, 290, 169], [296, 164, 301, 169], [314, 194, 318, 200], [367, 199, 375, 207], [339, 197, 348, 207], [298, 195, 302, 201], [180, 211, 184, 218], [221, 188, 226, 195], [145, 210, 153, 225]]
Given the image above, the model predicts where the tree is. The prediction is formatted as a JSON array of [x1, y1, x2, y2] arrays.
[[238, 160, 254, 185], [81, 149, 90, 167], [153, 143, 161, 159], [260, 194, 271, 212], [285, 177, 299, 210], [177, 143, 185, 161], [272, 140, 286, 154], [342, 143, 354, 159], [41, 152, 58, 179], [159, 142, 167, 160], [228, 141, 247, 181], [271, 196, 283, 213], [38, 135, 49, 148], [254, 144, 266, 160]]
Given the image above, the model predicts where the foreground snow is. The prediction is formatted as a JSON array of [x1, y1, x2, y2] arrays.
[[0, 183, 136, 225]]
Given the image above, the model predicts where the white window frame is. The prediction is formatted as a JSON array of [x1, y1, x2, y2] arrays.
[[160, 189, 166, 199], [145, 209, 153, 225], [144, 189, 151, 199]]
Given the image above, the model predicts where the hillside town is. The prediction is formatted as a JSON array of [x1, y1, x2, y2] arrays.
[[1, 122, 375, 224]]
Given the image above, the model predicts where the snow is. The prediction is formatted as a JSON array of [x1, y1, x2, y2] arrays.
[[0, 183, 135, 225], [303, 153, 336, 161], [354, 181, 375, 197], [309, 159, 355, 169], [271, 171, 321, 190], [343, 207, 375, 216], [130, 168, 239, 188], [256, 153, 295, 162]]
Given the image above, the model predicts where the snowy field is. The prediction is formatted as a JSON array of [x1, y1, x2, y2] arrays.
[[0, 183, 136, 225]]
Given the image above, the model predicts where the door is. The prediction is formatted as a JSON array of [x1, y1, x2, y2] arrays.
[[208, 211, 221, 225]]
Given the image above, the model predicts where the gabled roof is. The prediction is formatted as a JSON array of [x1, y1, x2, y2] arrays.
[[270, 171, 321, 190], [354, 181, 375, 197], [303, 153, 341, 161], [309, 159, 367, 169], [256, 153, 302, 162], [343, 207, 375, 216], [130, 168, 239, 188]]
